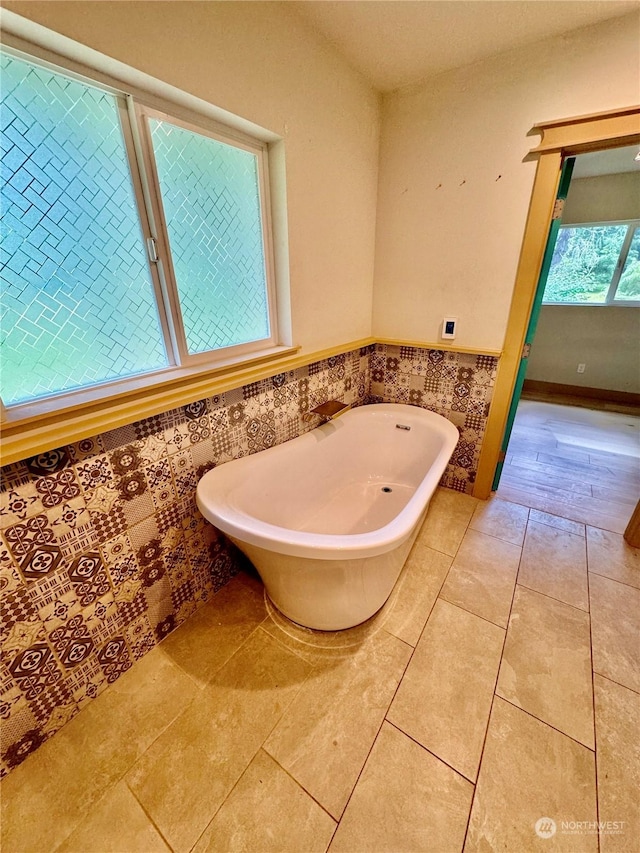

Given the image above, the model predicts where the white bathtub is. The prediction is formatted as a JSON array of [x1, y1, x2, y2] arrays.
[[196, 403, 459, 630]]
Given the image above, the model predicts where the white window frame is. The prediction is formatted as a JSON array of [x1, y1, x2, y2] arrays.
[[0, 41, 290, 424], [134, 104, 279, 369], [542, 219, 640, 307]]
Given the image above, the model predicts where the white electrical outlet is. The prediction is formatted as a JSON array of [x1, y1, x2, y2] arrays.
[[577, 363, 586, 374]]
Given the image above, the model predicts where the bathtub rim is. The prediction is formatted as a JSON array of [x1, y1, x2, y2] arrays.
[[196, 402, 458, 560]]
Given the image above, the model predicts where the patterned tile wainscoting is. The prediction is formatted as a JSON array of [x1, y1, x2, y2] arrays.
[[369, 344, 498, 493], [0, 348, 371, 776], [0, 342, 498, 775]]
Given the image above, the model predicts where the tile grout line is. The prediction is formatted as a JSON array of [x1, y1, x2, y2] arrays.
[[124, 621, 269, 853], [184, 741, 262, 852], [253, 618, 420, 844], [205, 501, 470, 846], [182, 622, 319, 852], [496, 694, 596, 753], [15, 626, 226, 853], [527, 516, 586, 537], [124, 777, 176, 853], [257, 750, 340, 837], [465, 523, 527, 548], [500, 477, 633, 513], [384, 718, 479, 787], [327, 506, 474, 843], [460, 511, 526, 852], [591, 669, 640, 697], [86, 661, 214, 846], [325, 633, 417, 834], [515, 580, 590, 615], [187, 740, 338, 853], [496, 483, 630, 531], [437, 592, 511, 632], [502, 469, 598, 497], [585, 538, 601, 853], [587, 568, 640, 592]]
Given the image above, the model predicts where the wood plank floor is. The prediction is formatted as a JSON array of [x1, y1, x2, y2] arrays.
[[497, 398, 640, 534]]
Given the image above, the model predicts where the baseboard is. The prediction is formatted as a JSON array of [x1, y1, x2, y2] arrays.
[[523, 379, 640, 407]]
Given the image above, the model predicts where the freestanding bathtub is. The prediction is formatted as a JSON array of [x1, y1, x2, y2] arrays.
[[196, 403, 459, 630]]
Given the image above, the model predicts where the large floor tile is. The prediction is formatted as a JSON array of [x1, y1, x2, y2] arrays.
[[0, 648, 198, 853], [192, 749, 336, 853], [388, 599, 504, 782], [56, 782, 169, 853], [416, 487, 478, 556], [497, 483, 631, 535], [594, 675, 640, 853], [126, 628, 310, 853], [381, 541, 453, 646], [587, 527, 640, 590], [529, 508, 585, 537], [497, 586, 594, 748], [464, 697, 597, 852], [469, 496, 529, 546], [439, 528, 521, 628], [589, 574, 640, 693], [159, 572, 267, 685], [264, 630, 411, 819], [329, 722, 473, 853], [518, 519, 589, 610]]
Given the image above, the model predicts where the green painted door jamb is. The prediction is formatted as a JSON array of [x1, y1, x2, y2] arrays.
[[491, 156, 576, 492]]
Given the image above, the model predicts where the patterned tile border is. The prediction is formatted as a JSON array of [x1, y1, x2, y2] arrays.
[[0, 342, 497, 774], [368, 343, 498, 493]]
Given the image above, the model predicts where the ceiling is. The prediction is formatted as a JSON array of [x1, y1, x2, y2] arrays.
[[289, 0, 639, 92], [572, 145, 640, 178]]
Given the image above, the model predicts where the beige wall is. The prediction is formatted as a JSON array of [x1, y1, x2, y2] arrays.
[[527, 306, 640, 393], [2, 1, 381, 356], [563, 172, 640, 225], [372, 12, 640, 352], [3, 4, 640, 360]]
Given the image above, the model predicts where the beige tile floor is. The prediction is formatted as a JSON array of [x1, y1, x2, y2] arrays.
[[2, 480, 639, 853]]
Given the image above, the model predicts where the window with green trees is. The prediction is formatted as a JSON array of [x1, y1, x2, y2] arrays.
[[543, 222, 640, 304]]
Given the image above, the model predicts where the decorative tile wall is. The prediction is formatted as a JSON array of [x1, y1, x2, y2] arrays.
[[0, 341, 497, 775], [0, 347, 371, 776], [368, 344, 498, 493]]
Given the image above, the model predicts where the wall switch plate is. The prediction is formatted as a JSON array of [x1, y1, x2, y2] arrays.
[[441, 317, 457, 340]]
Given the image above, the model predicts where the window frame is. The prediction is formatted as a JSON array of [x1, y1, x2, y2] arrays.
[[0, 41, 290, 425], [542, 218, 640, 306], [134, 104, 279, 368]]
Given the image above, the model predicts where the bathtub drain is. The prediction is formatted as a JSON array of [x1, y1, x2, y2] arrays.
[[381, 487, 393, 493]]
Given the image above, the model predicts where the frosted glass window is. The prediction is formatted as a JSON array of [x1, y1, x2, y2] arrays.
[[0, 48, 280, 413], [149, 119, 270, 354], [0, 53, 169, 405]]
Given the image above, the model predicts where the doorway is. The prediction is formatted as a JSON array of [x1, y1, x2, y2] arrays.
[[496, 399, 639, 533], [473, 105, 640, 511], [494, 146, 640, 533]]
